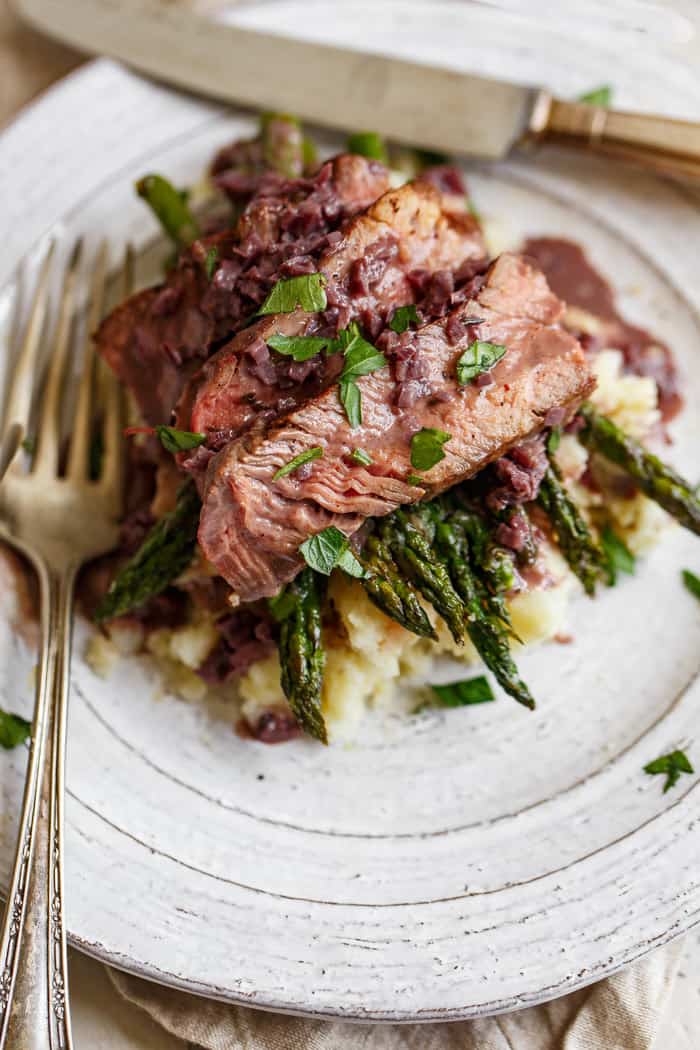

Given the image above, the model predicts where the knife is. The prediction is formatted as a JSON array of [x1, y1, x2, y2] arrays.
[[14, 0, 700, 179]]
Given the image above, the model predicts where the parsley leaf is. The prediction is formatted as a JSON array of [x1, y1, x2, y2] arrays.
[[136, 174, 199, 247], [390, 304, 420, 334], [258, 273, 327, 315], [407, 474, 425, 486], [267, 333, 333, 362], [350, 448, 373, 466], [155, 425, 206, 454], [346, 131, 389, 164], [337, 324, 387, 428], [204, 246, 219, 280], [340, 380, 362, 428], [578, 85, 612, 107], [682, 569, 700, 602], [432, 676, 495, 707], [601, 526, 635, 585], [0, 709, 31, 750], [273, 447, 323, 480], [338, 324, 387, 379], [644, 749, 694, 793], [456, 340, 507, 385], [410, 428, 451, 471], [300, 526, 366, 578]]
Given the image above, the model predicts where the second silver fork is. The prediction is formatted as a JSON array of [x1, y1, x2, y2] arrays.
[[0, 240, 127, 1049]]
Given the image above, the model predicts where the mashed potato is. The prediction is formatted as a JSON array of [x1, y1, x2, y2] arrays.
[[88, 347, 671, 740]]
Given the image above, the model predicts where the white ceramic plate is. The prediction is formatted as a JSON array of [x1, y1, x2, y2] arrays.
[[1, 0, 700, 1022]]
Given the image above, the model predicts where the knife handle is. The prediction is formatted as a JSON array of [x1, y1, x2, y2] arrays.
[[529, 92, 700, 179]]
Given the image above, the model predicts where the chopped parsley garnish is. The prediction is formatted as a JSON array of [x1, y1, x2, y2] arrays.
[[432, 676, 495, 707], [547, 427, 561, 454], [644, 749, 693, 793], [273, 447, 323, 480], [337, 323, 387, 428], [390, 304, 420, 334], [300, 526, 366, 578], [258, 273, 327, 315], [21, 435, 35, 454], [135, 174, 199, 247], [601, 526, 635, 585], [155, 425, 207, 454], [0, 709, 31, 750], [410, 428, 451, 471], [407, 474, 425, 486], [346, 131, 389, 164], [456, 340, 507, 385], [682, 569, 700, 602], [204, 246, 219, 280], [267, 333, 333, 362], [350, 448, 373, 466], [578, 85, 612, 107]]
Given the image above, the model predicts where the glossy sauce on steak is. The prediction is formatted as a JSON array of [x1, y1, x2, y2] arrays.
[[176, 180, 485, 445], [198, 253, 595, 601], [95, 155, 391, 423]]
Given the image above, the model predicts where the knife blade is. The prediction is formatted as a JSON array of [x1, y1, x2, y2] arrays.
[[14, 0, 700, 178]]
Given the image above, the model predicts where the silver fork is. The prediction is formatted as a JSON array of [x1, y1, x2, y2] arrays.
[[0, 239, 127, 1049]]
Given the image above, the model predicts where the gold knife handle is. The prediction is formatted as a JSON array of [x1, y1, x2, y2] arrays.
[[528, 91, 700, 179]]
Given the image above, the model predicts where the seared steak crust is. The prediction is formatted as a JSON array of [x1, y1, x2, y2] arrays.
[[199, 253, 596, 600], [95, 155, 391, 423], [177, 180, 485, 443]]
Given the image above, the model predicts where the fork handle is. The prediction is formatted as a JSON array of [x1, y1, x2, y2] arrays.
[[0, 558, 75, 1050]]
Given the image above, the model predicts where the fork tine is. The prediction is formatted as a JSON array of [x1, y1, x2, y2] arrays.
[[98, 243, 133, 511], [0, 241, 56, 473], [33, 240, 83, 478], [66, 241, 108, 481]]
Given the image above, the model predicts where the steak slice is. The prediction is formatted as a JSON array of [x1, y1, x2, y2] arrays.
[[177, 180, 485, 442], [95, 155, 391, 424], [198, 253, 596, 601]]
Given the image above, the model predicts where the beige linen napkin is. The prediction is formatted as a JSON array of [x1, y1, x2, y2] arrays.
[[107, 939, 682, 1050]]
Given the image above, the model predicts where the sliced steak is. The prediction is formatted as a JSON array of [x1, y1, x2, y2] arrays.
[[95, 155, 391, 424], [177, 180, 485, 443], [198, 253, 596, 600]]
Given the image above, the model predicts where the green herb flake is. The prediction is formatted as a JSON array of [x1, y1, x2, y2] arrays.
[[258, 273, 327, 316], [601, 526, 635, 586], [204, 246, 219, 280], [432, 676, 495, 707], [136, 174, 199, 247], [273, 447, 323, 481], [547, 427, 562, 455], [644, 749, 694, 793], [21, 435, 35, 454], [155, 425, 207, 455], [410, 428, 451, 472], [578, 85, 613, 107], [336, 323, 387, 428], [346, 131, 389, 164], [682, 569, 700, 602], [456, 340, 507, 385], [266, 333, 332, 362], [390, 304, 420, 334], [0, 709, 31, 750], [299, 525, 366, 578], [350, 448, 373, 466], [407, 474, 425, 486]]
